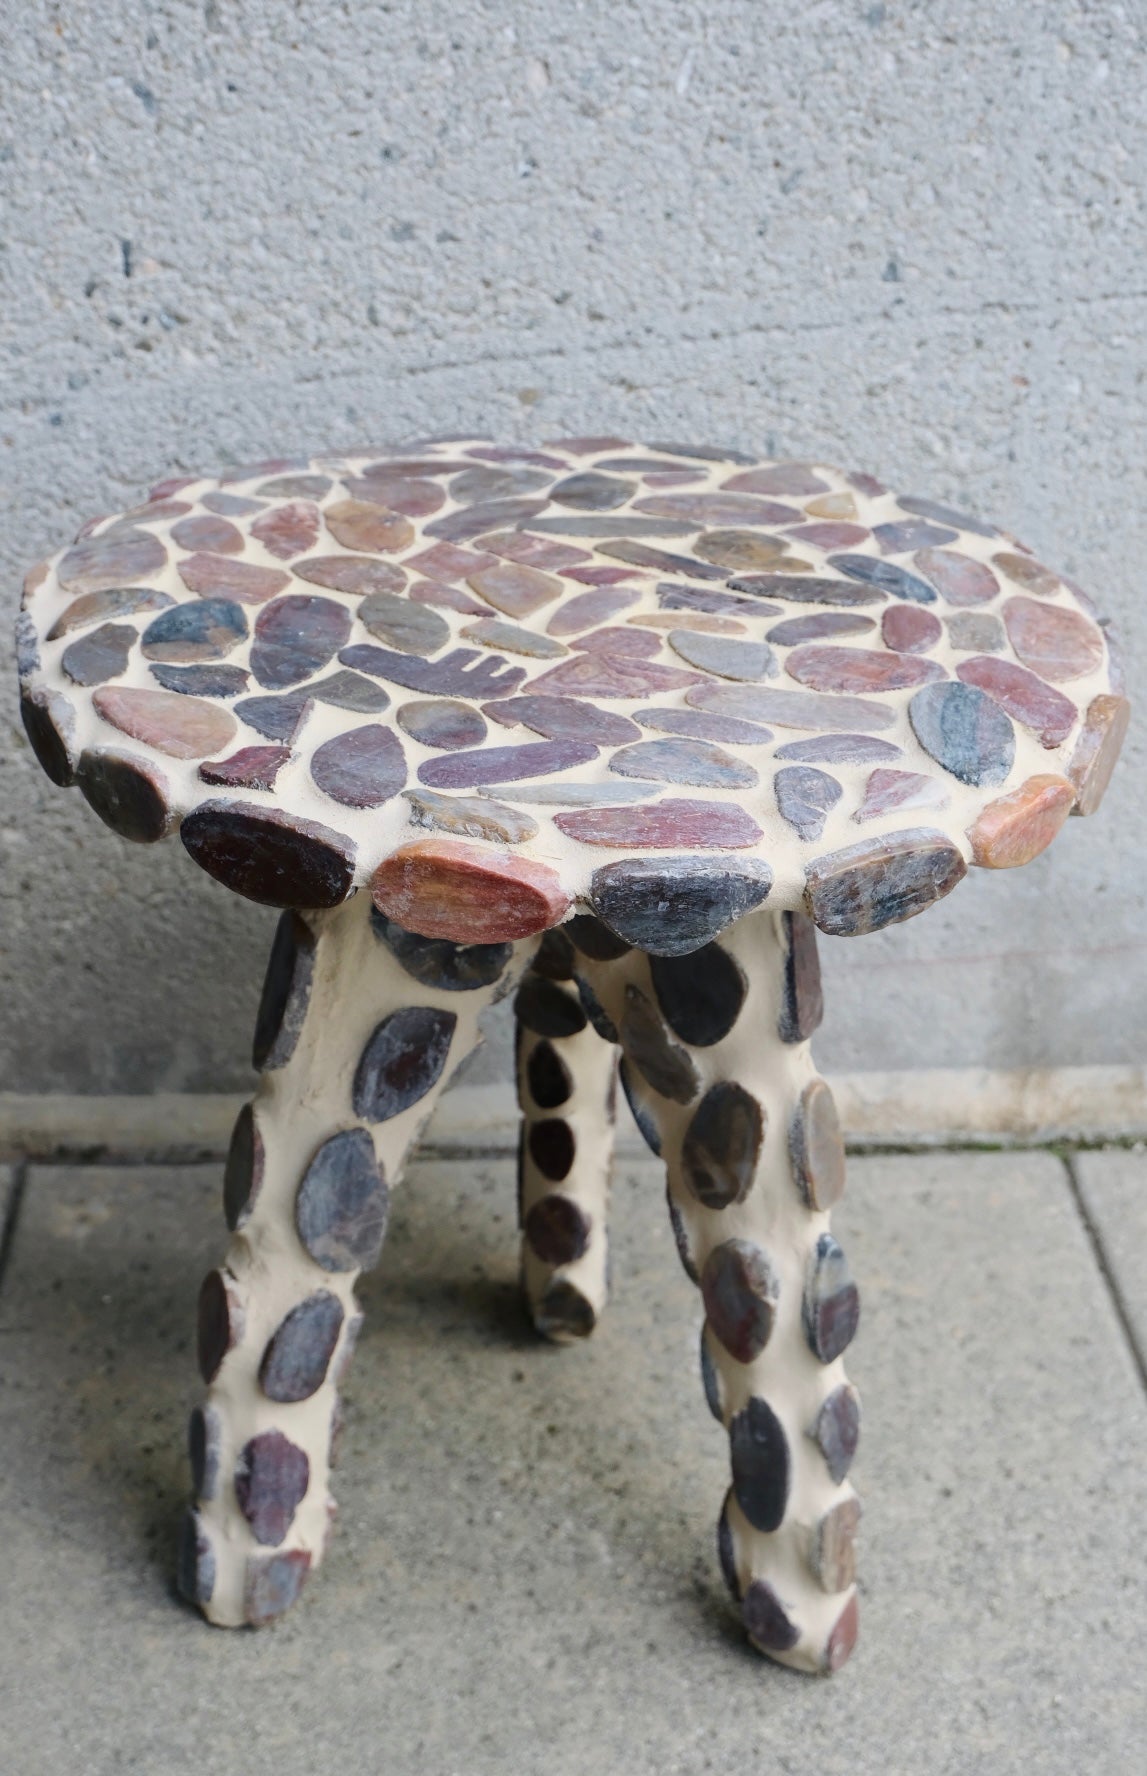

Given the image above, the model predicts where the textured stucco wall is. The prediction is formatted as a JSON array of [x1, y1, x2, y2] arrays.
[[1, 0, 1143, 1096]]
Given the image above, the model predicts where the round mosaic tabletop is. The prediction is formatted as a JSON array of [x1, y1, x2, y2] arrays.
[[17, 436, 1128, 955]]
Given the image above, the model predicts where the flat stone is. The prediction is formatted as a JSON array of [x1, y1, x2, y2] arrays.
[[260, 1292, 345, 1403], [874, 518, 957, 553], [1066, 694, 1131, 815], [812, 1496, 862, 1594], [309, 670, 392, 713], [667, 630, 776, 681], [608, 737, 758, 789], [201, 492, 264, 516], [188, 1404, 223, 1500], [495, 780, 659, 806], [170, 514, 245, 554], [425, 497, 549, 543], [774, 732, 901, 765], [742, 1581, 800, 1656], [407, 542, 500, 582], [533, 1279, 597, 1341], [619, 1058, 662, 1155], [700, 1332, 726, 1426], [418, 738, 597, 789], [196, 1269, 244, 1382], [75, 748, 173, 843], [252, 911, 315, 1070], [370, 908, 512, 992], [235, 689, 315, 742], [353, 1006, 457, 1121], [176, 1511, 216, 1608], [58, 527, 168, 593], [244, 1550, 311, 1626], [632, 612, 747, 636], [481, 531, 591, 571], [634, 706, 774, 746], [256, 474, 331, 499], [619, 984, 701, 1103], [339, 643, 525, 701], [899, 493, 998, 537], [947, 610, 1005, 651], [360, 591, 451, 655], [967, 774, 1075, 868], [410, 579, 488, 616], [177, 553, 291, 604], [403, 786, 538, 844], [450, 466, 553, 504], [19, 687, 77, 786], [295, 555, 408, 596], [250, 501, 322, 559], [852, 767, 948, 829], [766, 611, 876, 645], [723, 463, 830, 496], [649, 943, 747, 1046], [251, 594, 353, 688], [822, 551, 941, 605], [223, 1102, 264, 1230], [522, 515, 697, 540], [181, 801, 356, 907], [914, 547, 999, 605], [396, 699, 487, 750], [493, 695, 641, 746], [691, 529, 789, 572], [92, 685, 237, 758], [141, 598, 248, 662], [324, 498, 414, 554], [310, 725, 406, 808], [881, 605, 943, 653], [787, 521, 870, 550], [774, 765, 842, 841], [804, 828, 967, 935], [633, 493, 799, 527], [702, 1239, 779, 1363], [151, 663, 250, 697], [729, 1396, 790, 1532], [576, 975, 619, 1043], [778, 910, 823, 1043], [558, 800, 764, 852], [954, 656, 1078, 748], [59, 621, 136, 685], [295, 1128, 389, 1270], [530, 925, 576, 979], [528, 651, 702, 700], [729, 573, 886, 607], [789, 1079, 846, 1209], [346, 474, 447, 519], [811, 1383, 861, 1484], [371, 839, 570, 942], [545, 586, 641, 635], [687, 682, 897, 731], [234, 1430, 310, 1547], [992, 550, 1062, 596], [515, 976, 589, 1039], [598, 538, 727, 580], [1003, 595, 1105, 682], [786, 643, 945, 693], [682, 1083, 764, 1209], [804, 1233, 860, 1363], [805, 492, 858, 520], [565, 912, 632, 960], [461, 618, 567, 658], [909, 680, 1017, 782], [590, 854, 772, 953], [48, 586, 173, 638], [525, 1040, 573, 1109], [524, 1189, 589, 1259], [658, 585, 763, 617], [550, 471, 635, 509]]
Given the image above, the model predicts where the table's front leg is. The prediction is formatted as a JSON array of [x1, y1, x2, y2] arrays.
[[180, 892, 532, 1627], [574, 906, 861, 1674]]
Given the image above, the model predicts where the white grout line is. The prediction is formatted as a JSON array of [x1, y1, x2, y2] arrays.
[[2, 1064, 1145, 1163]]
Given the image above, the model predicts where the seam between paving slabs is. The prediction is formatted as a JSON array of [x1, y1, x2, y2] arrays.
[[1060, 1148, 1147, 1397]]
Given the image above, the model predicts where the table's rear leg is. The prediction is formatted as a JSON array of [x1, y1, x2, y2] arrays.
[[180, 892, 532, 1627], [514, 926, 619, 1343], [572, 906, 861, 1674]]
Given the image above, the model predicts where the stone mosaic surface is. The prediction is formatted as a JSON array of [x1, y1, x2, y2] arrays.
[[19, 440, 1127, 952]]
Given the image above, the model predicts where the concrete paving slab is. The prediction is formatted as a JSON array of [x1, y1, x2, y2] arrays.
[[1074, 1145, 1147, 1363], [1, 1151, 1145, 1775]]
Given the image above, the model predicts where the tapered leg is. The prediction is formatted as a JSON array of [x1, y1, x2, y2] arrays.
[[571, 906, 861, 1675], [514, 923, 620, 1342], [179, 890, 532, 1627]]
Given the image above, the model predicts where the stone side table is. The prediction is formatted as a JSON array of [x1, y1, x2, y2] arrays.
[[17, 438, 1127, 1672]]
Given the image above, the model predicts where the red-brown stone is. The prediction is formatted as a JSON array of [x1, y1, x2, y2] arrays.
[[854, 768, 949, 823], [294, 555, 407, 596], [178, 553, 291, 605], [786, 644, 945, 693], [251, 501, 322, 560], [371, 839, 571, 942], [1003, 595, 1105, 683], [555, 800, 763, 849], [881, 605, 943, 653], [967, 774, 1075, 868], [171, 514, 244, 555], [92, 685, 237, 758], [955, 655, 1078, 747], [914, 547, 998, 606], [324, 498, 414, 553], [467, 562, 564, 617]]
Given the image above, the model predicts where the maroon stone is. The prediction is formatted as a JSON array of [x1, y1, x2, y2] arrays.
[[200, 744, 292, 791], [418, 738, 596, 789], [19, 687, 77, 786], [729, 1397, 790, 1532], [260, 1292, 345, 1403], [524, 1191, 589, 1262], [76, 748, 173, 844], [620, 984, 701, 1103], [778, 910, 823, 1043], [703, 1239, 779, 1362], [723, 464, 830, 497], [481, 531, 591, 570], [515, 976, 588, 1039], [181, 801, 356, 908], [396, 699, 488, 750], [557, 800, 763, 849], [251, 595, 353, 688], [691, 529, 789, 572], [649, 943, 747, 1045], [786, 643, 945, 693], [525, 1040, 574, 1110], [295, 1128, 389, 1270], [742, 1581, 800, 1654], [250, 501, 322, 560], [324, 498, 414, 554], [410, 578, 488, 615], [197, 1269, 244, 1383], [775, 765, 842, 841], [790, 1079, 846, 1210], [812, 1384, 861, 1484], [234, 1429, 310, 1546], [406, 542, 499, 582], [804, 829, 967, 935], [253, 910, 316, 1071], [914, 547, 998, 606], [338, 643, 526, 701], [992, 550, 1062, 596], [786, 521, 870, 550], [881, 604, 943, 653], [528, 652, 702, 699], [803, 1233, 860, 1363], [493, 695, 641, 746], [178, 553, 291, 604], [93, 685, 237, 758], [344, 473, 446, 518], [687, 683, 896, 732], [1003, 595, 1105, 682], [683, 1083, 764, 1209], [223, 1102, 264, 1230], [353, 1006, 457, 1121], [295, 555, 407, 596]]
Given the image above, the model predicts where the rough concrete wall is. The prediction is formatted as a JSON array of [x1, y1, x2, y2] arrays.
[[1, 0, 1143, 1095]]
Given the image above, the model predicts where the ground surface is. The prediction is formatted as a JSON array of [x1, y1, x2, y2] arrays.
[[1, 1140, 1146, 1774]]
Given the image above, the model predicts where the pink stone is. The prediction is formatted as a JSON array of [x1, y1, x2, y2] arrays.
[[1002, 595, 1106, 683], [467, 562, 564, 618], [170, 513, 245, 555], [1066, 694, 1131, 816], [854, 768, 949, 823], [251, 501, 321, 560], [956, 656, 1078, 747], [178, 553, 291, 605], [785, 644, 946, 693], [530, 653, 704, 699], [554, 799, 763, 849], [405, 542, 500, 581], [546, 586, 641, 635], [479, 531, 591, 571], [722, 464, 830, 497], [92, 685, 237, 759], [880, 605, 943, 653], [992, 551, 1061, 597], [371, 839, 570, 942], [785, 522, 870, 550], [914, 548, 998, 606]]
